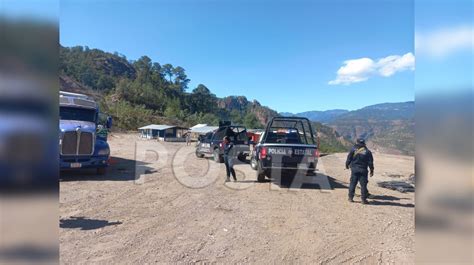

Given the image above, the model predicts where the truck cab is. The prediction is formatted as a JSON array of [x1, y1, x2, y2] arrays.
[[59, 91, 112, 175]]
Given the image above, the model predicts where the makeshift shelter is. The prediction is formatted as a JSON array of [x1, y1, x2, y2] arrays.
[[138, 124, 189, 141], [190, 124, 207, 130], [186, 124, 217, 141], [190, 125, 219, 135]]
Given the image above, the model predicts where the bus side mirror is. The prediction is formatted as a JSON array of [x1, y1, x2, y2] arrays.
[[106, 116, 113, 129]]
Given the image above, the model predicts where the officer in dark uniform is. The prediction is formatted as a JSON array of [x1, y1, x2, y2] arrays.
[[345, 138, 374, 204], [223, 136, 237, 182]]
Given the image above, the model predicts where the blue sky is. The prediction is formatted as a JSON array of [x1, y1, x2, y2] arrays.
[[415, 0, 473, 94], [59, 0, 416, 113], [1, 0, 58, 21]]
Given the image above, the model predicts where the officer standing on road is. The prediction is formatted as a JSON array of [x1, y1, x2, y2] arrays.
[[223, 136, 237, 182], [185, 131, 191, 146], [345, 138, 374, 204]]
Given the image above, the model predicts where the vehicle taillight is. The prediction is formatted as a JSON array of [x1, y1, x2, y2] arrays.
[[260, 147, 267, 159], [314, 149, 320, 158]]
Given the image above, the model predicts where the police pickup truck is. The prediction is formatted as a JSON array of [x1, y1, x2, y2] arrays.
[[251, 117, 319, 182], [195, 121, 250, 163], [59, 91, 112, 175]]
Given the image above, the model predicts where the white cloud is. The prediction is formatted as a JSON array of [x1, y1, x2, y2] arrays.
[[328, 58, 375, 85], [329, 52, 415, 85], [377, 53, 415, 77], [415, 25, 473, 58]]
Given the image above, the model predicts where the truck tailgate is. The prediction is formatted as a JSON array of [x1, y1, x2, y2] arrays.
[[264, 144, 316, 167]]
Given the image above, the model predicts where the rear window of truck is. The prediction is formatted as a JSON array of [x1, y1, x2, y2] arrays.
[[265, 119, 315, 145]]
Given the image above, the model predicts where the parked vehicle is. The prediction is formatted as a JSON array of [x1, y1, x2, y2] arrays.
[[59, 91, 112, 175], [0, 76, 57, 187], [251, 117, 319, 182], [195, 121, 250, 163]]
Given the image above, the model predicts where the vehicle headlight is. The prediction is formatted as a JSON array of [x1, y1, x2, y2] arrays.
[[98, 147, 110, 156]]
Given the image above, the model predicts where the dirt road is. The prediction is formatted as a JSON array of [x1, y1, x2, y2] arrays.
[[60, 133, 415, 264]]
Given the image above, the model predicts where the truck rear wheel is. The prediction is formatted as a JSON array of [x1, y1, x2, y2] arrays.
[[237, 153, 247, 162], [96, 167, 107, 175], [257, 172, 266, 182], [256, 163, 266, 182]]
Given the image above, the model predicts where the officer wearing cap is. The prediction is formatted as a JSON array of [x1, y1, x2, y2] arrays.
[[345, 138, 374, 204]]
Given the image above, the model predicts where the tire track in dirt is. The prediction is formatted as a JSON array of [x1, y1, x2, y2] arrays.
[[60, 133, 415, 264]]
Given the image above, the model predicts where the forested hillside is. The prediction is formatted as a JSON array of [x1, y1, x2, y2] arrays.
[[60, 46, 274, 130], [60, 46, 350, 153]]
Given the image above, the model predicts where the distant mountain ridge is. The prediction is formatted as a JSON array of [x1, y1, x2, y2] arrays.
[[333, 102, 414, 121], [329, 102, 415, 155], [280, 109, 349, 123], [281, 102, 415, 155]]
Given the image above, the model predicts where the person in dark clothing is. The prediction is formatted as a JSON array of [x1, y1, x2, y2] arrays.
[[223, 136, 237, 182], [345, 138, 374, 204]]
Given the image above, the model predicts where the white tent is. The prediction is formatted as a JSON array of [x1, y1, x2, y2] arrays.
[[190, 123, 207, 129], [138, 124, 174, 130], [190, 125, 218, 135]]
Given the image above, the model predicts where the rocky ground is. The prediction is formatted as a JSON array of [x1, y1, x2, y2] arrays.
[[60, 133, 415, 264]]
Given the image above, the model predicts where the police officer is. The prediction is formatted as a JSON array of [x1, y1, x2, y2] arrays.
[[345, 138, 374, 204], [223, 136, 237, 182], [185, 131, 191, 146]]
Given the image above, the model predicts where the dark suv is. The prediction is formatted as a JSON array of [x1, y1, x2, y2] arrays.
[[195, 122, 250, 163]]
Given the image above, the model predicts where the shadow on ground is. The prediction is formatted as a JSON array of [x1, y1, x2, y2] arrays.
[[60, 217, 122, 230], [60, 156, 155, 181], [368, 200, 415, 208], [234, 179, 267, 183], [198, 156, 250, 165], [368, 194, 410, 201], [271, 173, 349, 190]]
